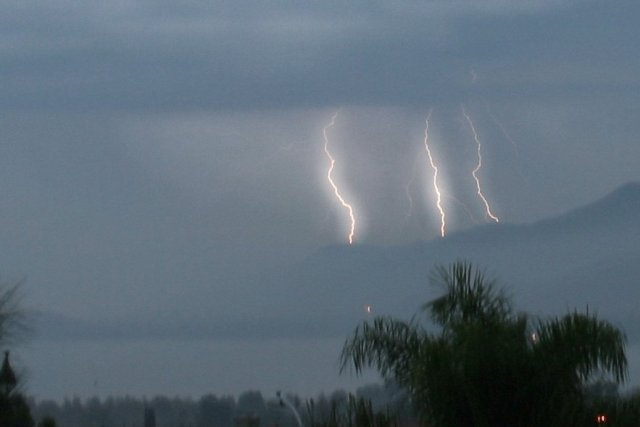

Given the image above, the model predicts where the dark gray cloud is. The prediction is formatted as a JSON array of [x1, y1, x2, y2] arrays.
[[2, 0, 640, 399], [2, 1, 637, 111], [0, 0, 636, 313]]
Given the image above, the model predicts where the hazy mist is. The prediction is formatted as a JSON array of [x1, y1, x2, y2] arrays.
[[1, 0, 639, 401]]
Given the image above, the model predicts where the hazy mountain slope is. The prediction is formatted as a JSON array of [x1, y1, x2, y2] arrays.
[[36, 182, 640, 340], [282, 182, 640, 335]]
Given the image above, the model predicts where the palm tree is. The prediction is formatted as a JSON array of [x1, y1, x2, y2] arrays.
[[340, 262, 627, 427]]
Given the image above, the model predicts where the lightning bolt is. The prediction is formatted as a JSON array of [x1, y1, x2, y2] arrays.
[[484, 103, 529, 187], [422, 109, 447, 237], [323, 111, 356, 245], [443, 193, 481, 225], [405, 159, 418, 218], [485, 103, 519, 156], [462, 106, 500, 223]]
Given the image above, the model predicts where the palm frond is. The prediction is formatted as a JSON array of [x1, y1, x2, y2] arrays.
[[535, 312, 627, 383], [424, 261, 512, 328], [340, 316, 423, 385]]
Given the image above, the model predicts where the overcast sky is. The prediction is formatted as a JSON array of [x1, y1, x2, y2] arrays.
[[2, 0, 640, 398]]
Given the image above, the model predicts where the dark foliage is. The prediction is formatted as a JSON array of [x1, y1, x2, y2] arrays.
[[341, 261, 628, 427]]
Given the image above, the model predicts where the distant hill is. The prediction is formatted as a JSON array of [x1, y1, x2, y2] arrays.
[[36, 183, 640, 341], [277, 181, 640, 337]]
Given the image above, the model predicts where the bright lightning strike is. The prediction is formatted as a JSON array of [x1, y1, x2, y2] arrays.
[[422, 109, 447, 237], [323, 111, 356, 245], [462, 106, 500, 223]]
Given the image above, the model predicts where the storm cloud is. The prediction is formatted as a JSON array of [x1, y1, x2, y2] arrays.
[[1, 0, 639, 399]]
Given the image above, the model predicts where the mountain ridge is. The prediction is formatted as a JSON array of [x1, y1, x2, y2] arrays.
[[35, 182, 640, 341]]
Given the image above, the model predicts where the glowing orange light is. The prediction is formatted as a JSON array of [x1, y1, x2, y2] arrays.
[[323, 111, 356, 245], [422, 109, 446, 237], [462, 106, 500, 223]]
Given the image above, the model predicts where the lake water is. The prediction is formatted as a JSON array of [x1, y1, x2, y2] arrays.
[[16, 338, 640, 402], [18, 337, 380, 401]]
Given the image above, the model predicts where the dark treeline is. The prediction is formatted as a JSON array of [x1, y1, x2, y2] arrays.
[[24, 372, 640, 427], [28, 382, 413, 427]]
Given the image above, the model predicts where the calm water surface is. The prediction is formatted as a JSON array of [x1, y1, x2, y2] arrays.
[[19, 337, 379, 401]]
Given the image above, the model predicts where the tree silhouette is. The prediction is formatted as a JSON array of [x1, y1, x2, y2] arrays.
[[0, 284, 27, 346], [341, 261, 627, 427], [0, 283, 35, 427], [0, 351, 34, 427], [37, 417, 57, 427], [144, 406, 156, 427]]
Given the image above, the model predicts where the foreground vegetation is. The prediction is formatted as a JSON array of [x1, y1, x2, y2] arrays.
[[0, 283, 39, 427], [28, 384, 411, 427], [341, 262, 631, 426], [25, 383, 640, 427], [8, 262, 640, 426]]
